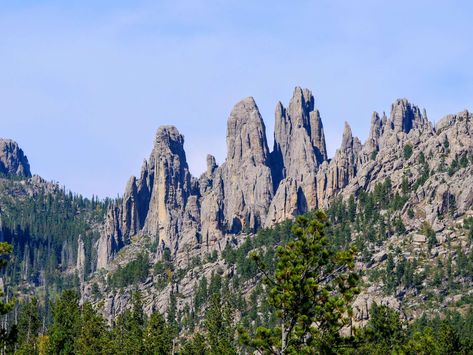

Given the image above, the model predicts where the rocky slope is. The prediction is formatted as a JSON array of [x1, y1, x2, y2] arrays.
[[83, 87, 473, 324], [95, 88, 464, 269]]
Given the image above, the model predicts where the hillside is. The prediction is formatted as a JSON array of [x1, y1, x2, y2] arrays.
[[77, 87, 473, 326], [0, 87, 473, 352]]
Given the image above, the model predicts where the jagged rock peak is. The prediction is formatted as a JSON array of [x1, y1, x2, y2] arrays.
[[310, 109, 328, 161], [206, 155, 217, 175], [218, 96, 274, 234], [341, 122, 354, 149], [227, 96, 270, 164], [266, 87, 325, 224], [288, 86, 315, 125], [153, 125, 186, 154], [365, 112, 386, 153], [389, 98, 428, 134], [0, 139, 31, 177]]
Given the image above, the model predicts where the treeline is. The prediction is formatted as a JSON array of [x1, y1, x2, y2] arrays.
[[0, 185, 110, 291], [6, 288, 237, 354], [4, 212, 473, 354], [6, 291, 473, 354]]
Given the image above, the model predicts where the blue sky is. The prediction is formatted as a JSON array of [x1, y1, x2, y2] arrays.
[[1, 0, 472, 198]]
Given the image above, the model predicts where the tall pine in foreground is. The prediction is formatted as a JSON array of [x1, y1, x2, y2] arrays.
[[16, 298, 41, 354], [77, 302, 108, 354], [240, 211, 359, 354], [47, 290, 81, 355]]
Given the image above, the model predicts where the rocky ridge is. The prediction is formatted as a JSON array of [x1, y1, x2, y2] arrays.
[[95, 88, 449, 271], [87, 87, 473, 323]]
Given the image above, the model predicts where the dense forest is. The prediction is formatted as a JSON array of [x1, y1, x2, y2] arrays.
[[0, 204, 472, 353], [0, 158, 472, 353]]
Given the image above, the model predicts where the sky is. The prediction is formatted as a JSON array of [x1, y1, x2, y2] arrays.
[[0, 0, 472, 198]]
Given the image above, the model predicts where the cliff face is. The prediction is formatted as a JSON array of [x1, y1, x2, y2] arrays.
[[0, 139, 31, 178], [95, 87, 473, 273], [97, 126, 194, 268]]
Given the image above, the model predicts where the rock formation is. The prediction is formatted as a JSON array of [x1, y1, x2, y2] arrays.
[[94, 87, 473, 276], [97, 126, 195, 268], [0, 139, 31, 177], [266, 88, 328, 225]]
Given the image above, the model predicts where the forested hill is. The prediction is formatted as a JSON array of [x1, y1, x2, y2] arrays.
[[0, 86, 473, 353]]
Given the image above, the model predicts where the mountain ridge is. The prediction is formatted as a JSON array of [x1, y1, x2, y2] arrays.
[[94, 87, 448, 270]]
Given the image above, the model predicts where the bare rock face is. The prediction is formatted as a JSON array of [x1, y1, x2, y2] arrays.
[[364, 112, 387, 156], [96, 205, 124, 269], [200, 97, 275, 243], [266, 88, 328, 225], [88, 88, 473, 324], [94, 89, 473, 280], [389, 99, 429, 134], [316, 124, 357, 205], [76, 235, 86, 284], [96, 126, 195, 268], [141, 126, 193, 253], [221, 97, 274, 233], [0, 139, 31, 177]]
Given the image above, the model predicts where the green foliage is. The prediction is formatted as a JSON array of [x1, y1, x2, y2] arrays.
[[241, 211, 359, 354], [194, 276, 208, 313], [180, 333, 207, 354], [154, 259, 173, 290], [355, 304, 405, 352], [47, 290, 81, 355], [144, 312, 173, 354], [110, 253, 150, 288], [404, 144, 413, 160], [0, 183, 109, 302], [421, 222, 437, 250], [204, 292, 237, 354], [16, 298, 41, 354], [109, 291, 145, 354], [77, 302, 108, 354], [0, 242, 14, 316]]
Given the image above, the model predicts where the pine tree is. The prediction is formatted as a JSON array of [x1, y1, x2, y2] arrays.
[[355, 304, 406, 353], [204, 293, 237, 354], [240, 211, 359, 354], [0, 242, 15, 350], [144, 312, 173, 355], [77, 302, 107, 354], [47, 290, 81, 355], [111, 291, 145, 354], [16, 298, 41, 354], [180, 333, 207, 354]]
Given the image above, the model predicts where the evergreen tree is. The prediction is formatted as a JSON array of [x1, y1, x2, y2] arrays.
[[16, 297, 41, 354], [111, 291, 145, 354], [144, 312, 173, 355], [47, 290, 81, 355], [77, 302, 108, 354], [0, 242, 16, 350], [204, 293, 237, 355], [355, 303, 405, 353], [241, 211, 359, 354], [180, 333, 207, 354]]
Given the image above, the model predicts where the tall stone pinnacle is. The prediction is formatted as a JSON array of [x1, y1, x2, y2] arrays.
[[0, 139, 31, 177]]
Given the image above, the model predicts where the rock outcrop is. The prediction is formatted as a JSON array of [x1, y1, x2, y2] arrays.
[[83, 87, 473, 328], [220, 97, 273, 233], [96, 126, 195, 268], [0, 139, 31, 177], [266, 88, 328, 225], [94, 88, 473, 275]]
